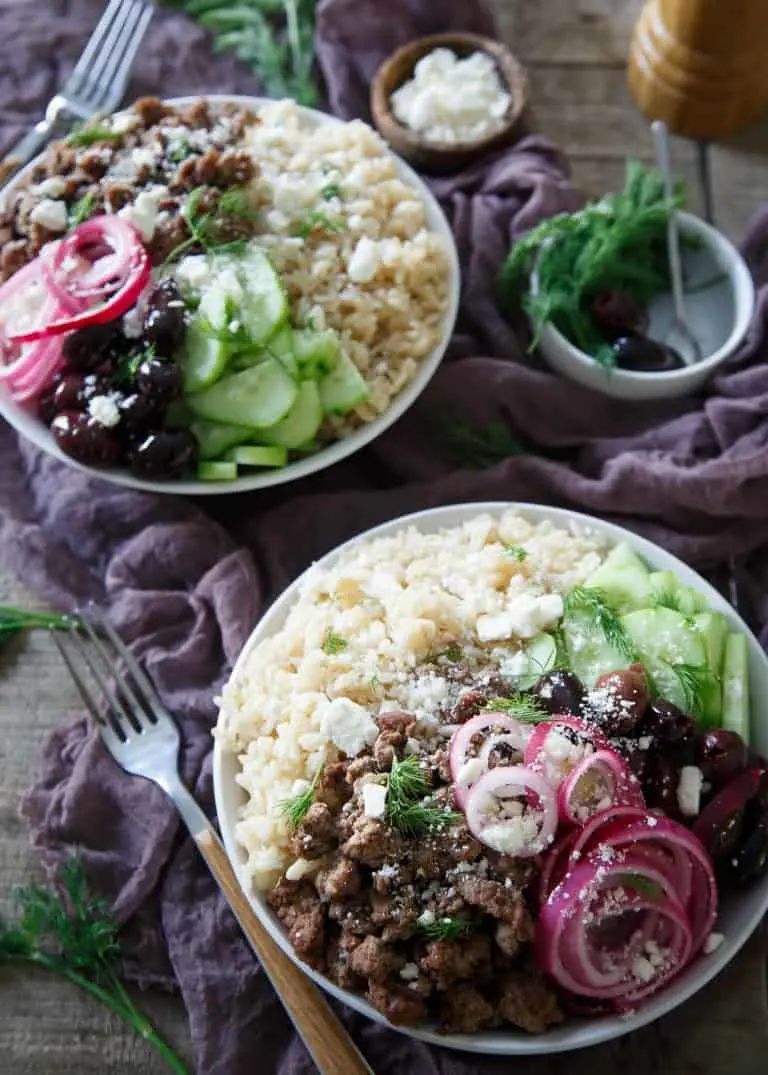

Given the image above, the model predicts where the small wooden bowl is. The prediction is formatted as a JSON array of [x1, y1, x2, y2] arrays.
[[371, 32, 528, 173]]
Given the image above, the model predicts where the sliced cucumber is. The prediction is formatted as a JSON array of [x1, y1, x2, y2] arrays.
[[518, 632, 557, 689], [197, 461, 238, 481], [622, 607, 707, 716], [649, 571, 708, 615], [722, 632, 750, 743], [227, 445, 288, 468], [293, 328, 340, 380], [197, 248, 288, 347], [255, 380, 322, 450], [692, 611, 728, 725], [585, 543, 651, 612], [191, 419, 253, 461], [181, 318, 231, 392], [266, 324, 299, 379], [563, 609, 629, 688], [187, 359, 297, 428], [319, 349, 369, 415]]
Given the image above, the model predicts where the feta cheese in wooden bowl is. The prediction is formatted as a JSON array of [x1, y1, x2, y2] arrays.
[[371, 33, 529, 172]]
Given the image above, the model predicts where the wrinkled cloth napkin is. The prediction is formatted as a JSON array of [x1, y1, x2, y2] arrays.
[[2, 0, 768, 1072]]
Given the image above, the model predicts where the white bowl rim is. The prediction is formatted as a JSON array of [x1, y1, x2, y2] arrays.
[[0, 94, 460, 496], [212, 500, 768, 1055], [534, 210, 755, 384]]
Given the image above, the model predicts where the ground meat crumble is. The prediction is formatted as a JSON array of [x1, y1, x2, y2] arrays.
[[267, 682, 563, 1035]]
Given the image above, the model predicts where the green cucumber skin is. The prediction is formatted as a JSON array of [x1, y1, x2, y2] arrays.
[[254, 380, 323, 450], [197, 461, 238, 481], [722, 632, 750, 743], [187, 359, 297, 429]]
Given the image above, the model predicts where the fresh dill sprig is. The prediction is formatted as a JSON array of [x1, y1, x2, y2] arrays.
[[667, 662, 718, 716], [433, 642, 463, 664], [385, 756, 460, 837], [68, 192, 97, 230], [0, 606, 78, 652], [293, 210, 345, 240], [167, 0, 318, 105], [278, 766, 322, 832], [168, 139, 191, 164], [653, 587, 683, 613], [499, 160, 686, 363], [418, 916, 477, 941], [321, 183, 341, 200], [616, 873, 663, 901], [162, 185, 255, 266], [563, 586, 634, 658], [66, 123, 122, 148], [115, 343, 156, 387], [502, 543, 528, 562], [0, 859, 189, 1074], [432, 412, 525, 470], [482, 693, 550, 723], [321, 631, 348, 656]]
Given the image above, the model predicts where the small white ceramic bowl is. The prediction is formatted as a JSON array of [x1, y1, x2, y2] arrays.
[[213, 501, 768, 1056], [0, 95, 460, 495], [535, 211, 755, 400]]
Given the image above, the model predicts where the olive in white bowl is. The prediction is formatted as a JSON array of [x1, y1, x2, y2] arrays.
[[534, 212, 755, 401]]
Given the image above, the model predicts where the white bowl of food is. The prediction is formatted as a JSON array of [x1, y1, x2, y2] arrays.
[[0, 95, 459, 494], [213, 501, 768, 1054], [534, 211, 754, 401]]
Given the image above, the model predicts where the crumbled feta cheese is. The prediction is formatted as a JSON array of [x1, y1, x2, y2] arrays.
[[228, 319, 241, 334], [347, 237, 380, 283], [399, 962, 419, 981], [362, 782, 387, 818], [131, 146, 156, 171], [703, 931, 724, 954], [29, 198, 67, 232], [390, 47, 512, 145], [122, 306, 144, 339], [476, 593, 563, 642], [416, 909, 435, 927], [175, 254, 211, 290], [638, 736, 652, 751], [676, 765, 703, 817], [455, 757, 485, 788], [111, 112, 140, 135], [631, 956, 656, 983], [285, 857, 321, 882], [87, 394, 120, 428], [481, 813, 541, 855], [33, 177, 66, 198], [320, 697, 377, 757], [117, 185, 167, 241]]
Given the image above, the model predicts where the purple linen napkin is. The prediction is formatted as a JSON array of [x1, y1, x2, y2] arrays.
[[1, 1, 768, 1073]]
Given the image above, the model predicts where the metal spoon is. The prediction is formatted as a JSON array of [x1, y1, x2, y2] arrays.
[[651, 120, 702, 366]]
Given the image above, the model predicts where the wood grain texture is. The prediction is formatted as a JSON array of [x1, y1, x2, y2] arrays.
[[0, 1, 767, 1071]]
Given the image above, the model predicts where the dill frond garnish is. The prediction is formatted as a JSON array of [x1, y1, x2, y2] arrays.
[[502, 543, 528, 561], [0, 859, 189, 1073], [563, 586, 634, 658], [162, 185, 256, 265], [482, 693, 550, 723], [384, 756, 459, 837], [278, 766, 322, 832], [66, 123, 122, 147], [321, 183, 341, 200], [667, 662, 718, 716], [293, 210, 345, 239], [321, 631, 348, 655], [616, 873, 664, 901], [68, 192, 97, 230], [653, 587, 683, 613], [418, 916, 477, 941]]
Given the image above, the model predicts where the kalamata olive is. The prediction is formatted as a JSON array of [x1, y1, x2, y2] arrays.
[[52, 372, 88, 412], [117, 391, 160, 432], [62, 323, 119, 371], [37, 382, 58, 425], [637, 699, 695, 749], [531, 670, 585, 716], [142, 279, 186, 353], [590, 662, 649, 735], [612, 335, 686, 373], [51, 410, 121, 465], [695, 729, 749, 789], [693, 770, 768, 885], [641, 752, 680, 816], [591, 290, 648, 341], [129, 428, 197, 479], [136, 357, 183, 406]]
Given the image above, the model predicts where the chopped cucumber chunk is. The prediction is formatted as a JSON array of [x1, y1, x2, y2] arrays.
[[227, 445, 288, 468], [319, 349, 369, 414], [622, 607, 707, 716], [585, 542, 651, 612], [197, 461, 238, 481], [649, 571, 707, 615], [722, 632, 750, 742], [518, 632, 557, 689], [181, 318, 231, 392], [266, 324, 299, 379], [255, 380, 322, 450], [187, 359, 297, 428], [563, 608, 629, 688], [191, 419, 253, 461], [293, 328, 340, 379], [197, 247, 288, 347]]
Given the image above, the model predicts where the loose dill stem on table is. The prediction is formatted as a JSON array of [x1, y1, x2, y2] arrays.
[[0, 606, 79, 651], [0, 859, 190, 1075]]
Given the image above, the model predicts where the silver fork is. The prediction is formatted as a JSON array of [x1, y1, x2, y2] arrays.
[[53, 607, 372, 1075], [1, 0, 154, 185]]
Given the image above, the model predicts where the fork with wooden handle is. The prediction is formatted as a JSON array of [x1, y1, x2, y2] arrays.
[[52, 607, 373, 1075]]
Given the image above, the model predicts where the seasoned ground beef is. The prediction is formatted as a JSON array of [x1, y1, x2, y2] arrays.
[[267, 692, 563, 1035]]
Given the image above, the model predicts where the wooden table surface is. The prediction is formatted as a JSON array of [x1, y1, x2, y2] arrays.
[[2, 1, 768, 1072]]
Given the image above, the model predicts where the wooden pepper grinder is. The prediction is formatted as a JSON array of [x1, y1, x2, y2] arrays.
[[627, 0, 768, 139]]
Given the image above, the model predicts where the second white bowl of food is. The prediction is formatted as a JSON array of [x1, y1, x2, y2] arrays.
[[536, 212, 755, 400], [213, 501, 768, 1054], [0, 95, 459, 494]]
